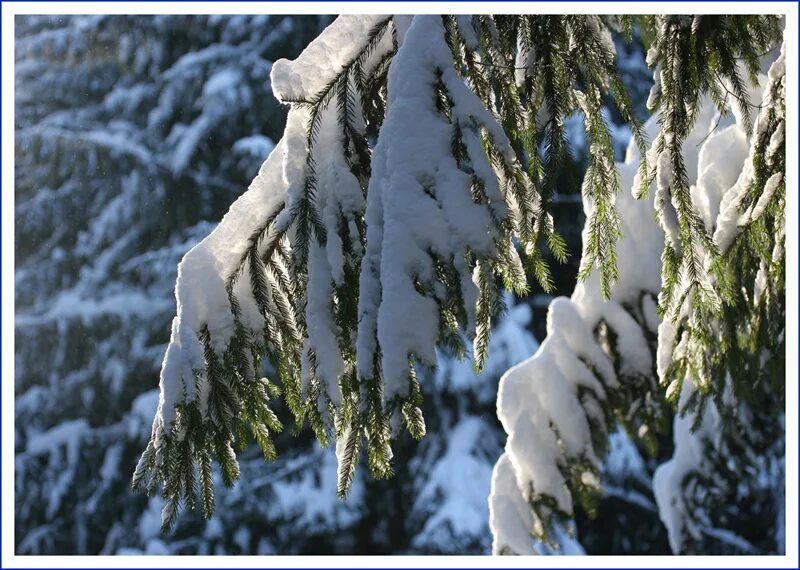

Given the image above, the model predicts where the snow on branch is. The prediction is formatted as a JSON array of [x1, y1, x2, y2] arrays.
[[135, 13, 641, 524], [132, 15, 785, 542], [490, 119, 670, 553], [643, 16, 784, 400], [134, 140, 292, 528], [354, 15, 527, 468], [658, 41, 786, 404], [134, 15, 405, 526]]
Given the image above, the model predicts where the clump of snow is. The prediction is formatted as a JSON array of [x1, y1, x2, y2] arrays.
[[490, 112, 669, 553], [271, 16, 390, 103], [653, 382, 720, 552], [490, 453, 537, 555], [151, 138, 288, 442], [748, 172, 782, 222], [690, 124, 749, 231], [233, 135, 275, 159], [355, 15, 517, 398], [714, 49, 784, 253]]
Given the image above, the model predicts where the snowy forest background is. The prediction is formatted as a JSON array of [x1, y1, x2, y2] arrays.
[[13, 15, 781, 556]]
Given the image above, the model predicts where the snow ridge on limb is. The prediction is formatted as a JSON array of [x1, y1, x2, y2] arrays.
[[354, 14, 526, 455], [270, 15, 392, 104], [490, 122, 671, 553], [133, 140, 292, 529], [133, 15, 399, 527]]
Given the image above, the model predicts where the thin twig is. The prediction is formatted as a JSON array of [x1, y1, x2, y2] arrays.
[[472, 60, 552, 71], [696, 92, 729, 147], [715, 73, 766, 110], [734, 45, 779, 61]]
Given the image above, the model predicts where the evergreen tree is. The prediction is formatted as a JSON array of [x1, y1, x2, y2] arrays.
[[131, 15, 784, 554]]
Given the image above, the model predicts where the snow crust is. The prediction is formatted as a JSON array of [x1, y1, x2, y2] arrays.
[[652, 382, 719, 552], [355, 15, 514, 397], [152, 139, 288, 437], [714, 47, 784, 253], [271, 16, 389, 103]]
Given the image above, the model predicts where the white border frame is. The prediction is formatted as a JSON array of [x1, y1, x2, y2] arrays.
[[2, 2, 797, 568]]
